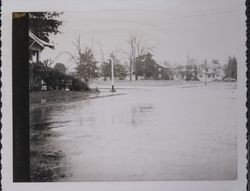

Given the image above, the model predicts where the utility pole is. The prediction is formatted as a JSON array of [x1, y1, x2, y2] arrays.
[[111, 57, 115, 92]]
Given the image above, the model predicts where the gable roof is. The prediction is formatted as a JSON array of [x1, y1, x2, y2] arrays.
[[29, 31, 54, 49], [155, 62, 171, 69]]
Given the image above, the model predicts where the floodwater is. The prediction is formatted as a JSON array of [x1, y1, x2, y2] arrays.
[[30, 82, 237, 181]]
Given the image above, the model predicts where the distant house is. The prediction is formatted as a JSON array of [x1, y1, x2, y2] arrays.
[[198, 63, 224, 82], [29, 31, 54, 63], [153, 63, 172, 80], [173, 66, 185, 80], [130, 62, 172, 80], [173, 66, 198, 81], [173, 62, 225, 82]]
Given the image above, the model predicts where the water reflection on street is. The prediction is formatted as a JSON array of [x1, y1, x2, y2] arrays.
[[30, 83, 237, 181]]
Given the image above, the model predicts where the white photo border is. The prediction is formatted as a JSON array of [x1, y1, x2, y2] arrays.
[[1, 0, 247, 190]]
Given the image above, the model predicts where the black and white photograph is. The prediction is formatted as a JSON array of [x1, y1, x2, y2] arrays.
[[2, 0, 247, 190]]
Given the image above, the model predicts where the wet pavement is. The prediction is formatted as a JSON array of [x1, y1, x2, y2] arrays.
[[30, 82, 237, 181]]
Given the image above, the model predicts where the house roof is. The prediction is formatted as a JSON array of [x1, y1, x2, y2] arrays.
[[155, 62, 171, 69], [29, 31, 54, 49], [201, 62, 223, 69]]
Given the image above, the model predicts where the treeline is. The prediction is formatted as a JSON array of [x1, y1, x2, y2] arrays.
[[69, 35, 238, 82], [71, 35, 159, 82], [172, 57, 237, 81], [100, 53, 128, 80], [224, 56, 237, 80]]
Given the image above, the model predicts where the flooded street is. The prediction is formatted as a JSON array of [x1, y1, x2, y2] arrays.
[[30, 82, 237, 181]]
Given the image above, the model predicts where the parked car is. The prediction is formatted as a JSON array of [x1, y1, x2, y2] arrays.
[[223, 77, 236, 82]]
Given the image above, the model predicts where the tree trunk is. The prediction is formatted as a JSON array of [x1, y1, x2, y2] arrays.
[[129, 61, 132, 81]]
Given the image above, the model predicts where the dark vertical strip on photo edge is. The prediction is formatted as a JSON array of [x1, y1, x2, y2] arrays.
[[0, 0, 2, 189], [247, 0, 250, 190], [12, 12, 30, 182]]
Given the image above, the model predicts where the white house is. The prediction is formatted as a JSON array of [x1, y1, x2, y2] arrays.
[[198, 63, 224, 82], [173, 62, 225, 82], [29, 31, 54, 90], [29, 31, 54, 63]]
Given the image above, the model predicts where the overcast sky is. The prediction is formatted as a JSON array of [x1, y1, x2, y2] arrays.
[[40, 0, 245, 71]]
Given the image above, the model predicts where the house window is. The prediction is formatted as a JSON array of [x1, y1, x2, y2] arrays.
[[200, 75, 203, 78], [158, 68, 162, 72], [29, 50, 32, 62], [30, 50, 39, 63], [208, 74, 211, 78], [159, 74, 162, 78]]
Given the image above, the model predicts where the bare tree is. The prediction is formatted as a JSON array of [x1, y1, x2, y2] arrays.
[[42, 58, 54, 68], [127, 34, 152, 80], [41, 58, 54, 79], [73, 35, 98, 82], [189, 58, 199, 80], [73, 35, 82, 56], [98, 44, 107, 80]]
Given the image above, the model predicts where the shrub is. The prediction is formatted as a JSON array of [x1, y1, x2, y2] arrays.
[[30, 62, 89, 91]]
